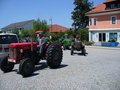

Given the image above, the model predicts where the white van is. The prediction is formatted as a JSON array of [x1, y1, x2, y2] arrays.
[[0, 33, 19, 57]]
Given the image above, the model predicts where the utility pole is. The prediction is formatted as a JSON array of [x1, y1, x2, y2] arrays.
[[50, 17, 52, 32]]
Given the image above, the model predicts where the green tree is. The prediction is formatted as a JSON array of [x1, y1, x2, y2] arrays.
[[71, 0, 93, 30], [28, 29, 36, 40], [64, 30, 74, 38], [20, 29, 36, 38], [11, 27, 19, 36], [33, 19, 49, 33], [70, 28, 89, 41], [20, 29, 29, 39], [77, 28, 89, 41]]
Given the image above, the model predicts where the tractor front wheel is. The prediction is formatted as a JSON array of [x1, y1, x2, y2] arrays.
[[19, 58, 35, 77], [46, 44, 63, 68], [0, 56, 14, 72]]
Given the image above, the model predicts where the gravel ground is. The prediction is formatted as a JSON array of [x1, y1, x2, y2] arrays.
[[0, 47, 120, 90]]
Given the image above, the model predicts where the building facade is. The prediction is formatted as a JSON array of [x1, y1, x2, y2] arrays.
[[86, 0, 120, 43], [1, 20, 34, 33]]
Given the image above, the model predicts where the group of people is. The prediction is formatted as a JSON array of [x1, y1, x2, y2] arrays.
[[22, 31, 82, 56]]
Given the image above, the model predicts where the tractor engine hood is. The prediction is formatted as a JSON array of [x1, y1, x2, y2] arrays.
[[8, 42, 37, 50]]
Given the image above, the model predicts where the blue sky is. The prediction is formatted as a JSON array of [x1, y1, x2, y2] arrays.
[[0, 0, 105, 29]]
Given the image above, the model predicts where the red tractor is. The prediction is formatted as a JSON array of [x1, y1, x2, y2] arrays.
[[0, 42, 63, 77]]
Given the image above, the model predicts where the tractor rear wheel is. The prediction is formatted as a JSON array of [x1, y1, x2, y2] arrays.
[[71, 49, 74, 55], [19, 58, 35, 77], [46, 44, 63, 68], [71, 47, 74, 55], [82, 48, 86, 56], [0, 56, 14, 72]]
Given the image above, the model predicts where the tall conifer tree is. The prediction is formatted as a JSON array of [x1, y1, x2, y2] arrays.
[[71, 0, 93, 30]]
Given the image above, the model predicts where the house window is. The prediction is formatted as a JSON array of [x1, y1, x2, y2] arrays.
[[99, 33, 106, 42], [89, 18, 92, 26], [94, 18, 97, 26], [111, 16, 117, 24], [118, 3, 120, 8], [106, 3, 120, 9], [99, 33, 102, 41], [106, 4, 110, 9], [109, 33, 117, 40], [111, 4, 115, 9]]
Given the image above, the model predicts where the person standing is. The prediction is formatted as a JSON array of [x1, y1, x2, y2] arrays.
[[37, 32, 47, 56]]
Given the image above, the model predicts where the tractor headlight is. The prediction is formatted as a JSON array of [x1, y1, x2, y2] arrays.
[[20, 49, 23, 53]]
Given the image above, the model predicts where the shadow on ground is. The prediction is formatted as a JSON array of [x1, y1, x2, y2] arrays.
[[35, 62, 68, 70], [71, 52, 88, 56], [25, 62, 68, 78], [10, 62, 68, 78]]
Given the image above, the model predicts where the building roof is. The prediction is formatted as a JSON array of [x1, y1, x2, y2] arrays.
[[2, 20, 34, 31], [49, 24, 70, 32], [104, 0, 119, 3], [86, 0, 120, 15]]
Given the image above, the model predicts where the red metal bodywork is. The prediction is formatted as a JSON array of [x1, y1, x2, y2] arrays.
[[8, 42, 37, 62], [9, 42, 37, 49]]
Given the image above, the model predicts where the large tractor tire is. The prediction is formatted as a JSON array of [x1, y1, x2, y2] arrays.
[[19, 58, 35, 77], [46, 44, 63, 68], [23, 50, 40, 65], [71, 49, 74, 55], [31, 51, 41, 65], [82, 48, 86, 56], [0, 56, 14, 72]]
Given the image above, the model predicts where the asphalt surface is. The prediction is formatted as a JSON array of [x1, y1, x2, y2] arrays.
[[0, 47, 120, 90]]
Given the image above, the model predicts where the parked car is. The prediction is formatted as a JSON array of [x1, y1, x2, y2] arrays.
[[0, 33, 19, 58]]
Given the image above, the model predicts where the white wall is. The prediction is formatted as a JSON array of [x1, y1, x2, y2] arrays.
[[90, 31, 120, 43], [89, 32, 92, 41], [117, 32, 120, 42], [91, 32, 99, 42], [106, 32, 109, 42]]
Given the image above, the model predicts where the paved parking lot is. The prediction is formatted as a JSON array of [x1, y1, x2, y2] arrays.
[[0, 47, 120, 90]]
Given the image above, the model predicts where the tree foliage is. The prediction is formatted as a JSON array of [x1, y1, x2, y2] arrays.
[[76, 28, 89, 41], [11, 27, 19, 36], [64, 30, 74, 38], [20, 29, 30, 39], [33, 19, 49, 33], [71, 0, 93, 30], [20, 19, 49, 39]]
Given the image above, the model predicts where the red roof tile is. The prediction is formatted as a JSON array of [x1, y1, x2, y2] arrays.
[[49, 24, 70, 32], [86, 0, 120, 15]]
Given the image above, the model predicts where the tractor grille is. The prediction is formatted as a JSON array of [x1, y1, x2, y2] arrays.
[[14, 48, 18, 58], [9, 48, 18, 58], [9, 48, 14, 58]]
